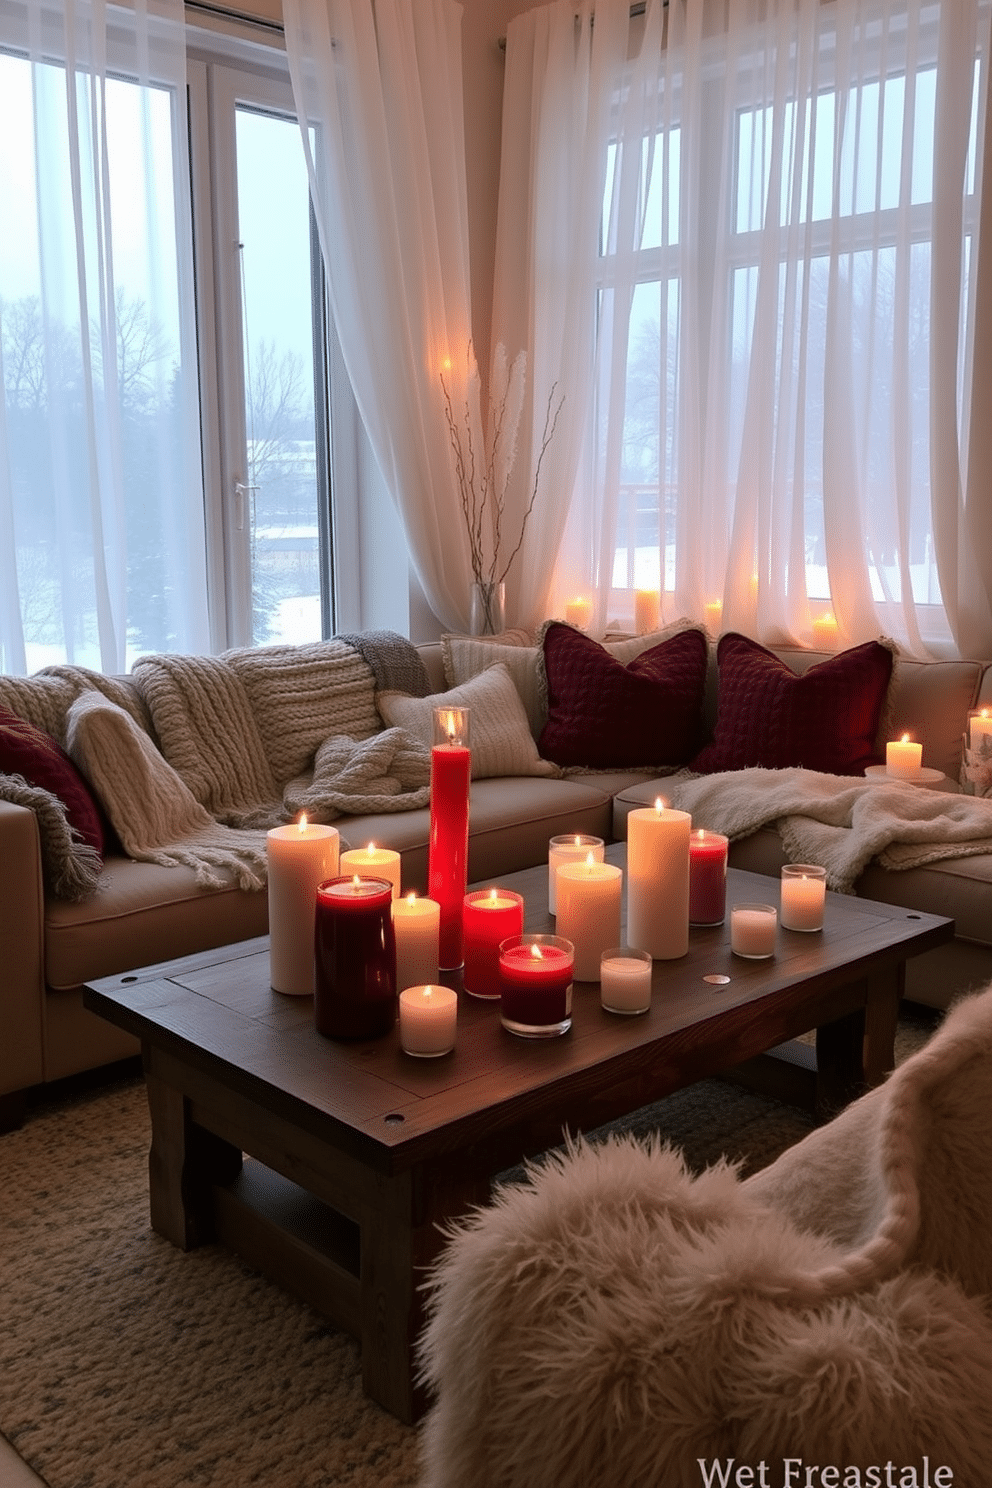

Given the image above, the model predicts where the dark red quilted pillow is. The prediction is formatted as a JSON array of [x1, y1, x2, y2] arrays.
[[539, 623, 708, 768], [690, 633, 893, 777], [0, 704, 105, 853]]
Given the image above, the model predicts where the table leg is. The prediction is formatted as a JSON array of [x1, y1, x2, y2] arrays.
[[145, 1065, 242, 1250], [862, 963, 903, 1088], [815, 1006, 867, 1118]]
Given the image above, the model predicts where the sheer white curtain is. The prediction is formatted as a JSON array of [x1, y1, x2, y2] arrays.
[[498, 0, 992, 657], [0, 0, 208, 676], [282, 0, 481, 632]]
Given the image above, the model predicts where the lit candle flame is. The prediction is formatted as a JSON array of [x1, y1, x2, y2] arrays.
[[297, 813, 308, 832], [352, 875, 362, 889], [407, 891, 417, 904], [585, 851, 595, 867], [654, 796, 667, 812], [901, 733, 911, 744], [489, 888, 499, 903], [529, 943, 544, 960]]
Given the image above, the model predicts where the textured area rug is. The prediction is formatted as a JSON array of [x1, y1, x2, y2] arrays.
[[0, 1006, 940, 1488]]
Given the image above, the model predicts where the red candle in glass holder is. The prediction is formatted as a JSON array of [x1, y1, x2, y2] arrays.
[[428, 707, 471, 971], [462, 888, 524, 998], [689, 829, 729, 927], [498, 934, 573, 1038], [314, 875, 396, 1040]]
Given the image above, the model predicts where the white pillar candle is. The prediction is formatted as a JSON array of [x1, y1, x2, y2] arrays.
[[392, 893, 441, 991], [704, 600, 723, 636], [885, 735, 923, 778], [811, 611, 838, 649], [340, 842, 402, 898], [399, 984, 457, 1057], [626, 800, 691, 960], [565, 596, 592, 630], [969, 708, 992, 752], [266, 817, 340, 995], [780, 864, 827, 932], [634, 589, 660, 635], [548, 833, 605, 915], [600, 947, 652, 1015], [556, 858, 623, 981], [731, 904, 777, 959]]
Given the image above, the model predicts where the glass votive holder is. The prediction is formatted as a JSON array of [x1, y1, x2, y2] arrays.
[[688, 829, 729, 926], [730, 903, 777, 960], [499, 933, 573, 1038], [780, 864, 827, 932], [600, 946, 652, 1016], [399, 984, 457, 1057], [547, 834, 605, 916]]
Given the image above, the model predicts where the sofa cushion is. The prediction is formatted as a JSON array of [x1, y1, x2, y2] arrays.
[[0, 703, 104, 853], [377, 665, 560, 780], [691, 633, 893, 777], [538, 622, 708, 769], [441, 635, 547, 738]]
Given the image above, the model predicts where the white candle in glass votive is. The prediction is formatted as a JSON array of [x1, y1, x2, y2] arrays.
[[731, 904, 777, 959], [969, 708, 992, 751], [399, 984, 457, 1057], [392, 893, 440, 991], [634, 589, 660, 635], [600, 947, 652, 1015], [556, 857, 623, 981], [626, 799, 691, 960], [885, 735, 923, 778], [340, 842, 402, 898], [548, 834, 605, 915], [780, 865, 827, 932], [266, 817, 340, 995]]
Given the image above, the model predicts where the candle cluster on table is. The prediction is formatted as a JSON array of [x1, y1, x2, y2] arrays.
[[731, 903, 777, 959], [314, 875, 396, 1039], [548, 833, 604, 915], [886, 734, 923, 778], [780, 864, 827, 932], [626, 799, 690, 960], [266, 816, 340, 996], [498, 934, 574, 1038], [555, 856, 622, 981], [600, 947, 652, 1015], [428, 706, 471, 971], [462, 888, 524, 998], [688, 829, 728, 926], [392, 893, 441, 991], [341, 842, 401, 898], [399, 984, 457, 1057]]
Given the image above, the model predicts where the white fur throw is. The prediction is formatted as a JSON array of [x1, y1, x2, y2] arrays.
[[418, 987, 992, 1488]]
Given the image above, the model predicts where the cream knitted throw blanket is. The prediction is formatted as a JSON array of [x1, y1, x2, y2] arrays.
[[664, 766, 992, 892]]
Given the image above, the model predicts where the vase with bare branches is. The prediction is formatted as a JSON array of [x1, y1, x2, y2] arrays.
[[441, 343, 563, 635]]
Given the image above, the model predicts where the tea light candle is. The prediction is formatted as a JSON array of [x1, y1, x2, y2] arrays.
[[886, 734, 923, 778], [548, 834, 605, 915], [266, 816, 340, 995], [634, 589, 660, 635], [689, 829, 728, 926], [399, 984, 457, 1057], [780, 864, 827, 932], [314, 875, 397, 1038], [340, 842, 401, 898], [600, 947, 652, 1015], [392, 893, 440, 991], [565, 596, 592, 630], [556, 857, 623, 981], [499, 935, 574, 1037], [731, 903, 777, 959], [969, 708, 992, 752], [626, 798, 691, 959], [462, 888, 524, 999]]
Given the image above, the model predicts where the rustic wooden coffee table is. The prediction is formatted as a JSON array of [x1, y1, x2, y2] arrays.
[[83, 851, 951, 1424]]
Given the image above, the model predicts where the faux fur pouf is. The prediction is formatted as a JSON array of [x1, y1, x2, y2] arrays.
[[418, 988, 992, 1488]]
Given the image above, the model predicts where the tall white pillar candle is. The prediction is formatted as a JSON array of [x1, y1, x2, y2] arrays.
[[634, 589, 660, 635], [340, 843, 402, 898], [626, 800, 691, 959], [392, 893, 441, 991], [266, 818, 340, 995], [556, 859, 623, 981], [548, 834, 605, 915]]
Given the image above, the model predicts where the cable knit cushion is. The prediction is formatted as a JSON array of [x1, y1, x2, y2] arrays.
[[538, 622, 709, 769], [376, 665, 561, 781], [0, 702, 104, 853], [441, 636, 547, 738], [691, 632, 893, 776]]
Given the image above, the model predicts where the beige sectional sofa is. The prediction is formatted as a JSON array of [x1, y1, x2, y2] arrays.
[[2, 633, 991, 1129]]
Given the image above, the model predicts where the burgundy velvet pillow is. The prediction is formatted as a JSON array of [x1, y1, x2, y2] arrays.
[[539, 623, 708, 769], [690, 633, 893, 777], [0, 703, 105, 853]]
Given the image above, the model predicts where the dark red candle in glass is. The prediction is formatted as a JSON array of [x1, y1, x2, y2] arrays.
[[428, 706, 471, 970], [314, 875, 396, 1039]]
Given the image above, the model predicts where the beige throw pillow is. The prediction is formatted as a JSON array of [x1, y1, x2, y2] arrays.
[[441, 636, 546, 738], [377, 665, 560, 781]]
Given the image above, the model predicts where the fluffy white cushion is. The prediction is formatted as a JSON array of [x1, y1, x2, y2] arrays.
[[377, 665, 560, 780]]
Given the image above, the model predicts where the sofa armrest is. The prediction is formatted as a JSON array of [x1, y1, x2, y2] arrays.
[[0, 800, 47, 1097]]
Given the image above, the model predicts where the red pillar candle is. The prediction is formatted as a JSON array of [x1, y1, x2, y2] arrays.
[[499, 934, 574, 1038], [462, 888, 524, 999], [314, 875, 396, 1039], [689, 829, 729, 927], [429, 707, 471, 971]]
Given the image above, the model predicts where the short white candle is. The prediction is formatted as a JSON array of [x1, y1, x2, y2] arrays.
[[266, 817, 340, 995], [780, 865, 827, 932], [634, 589, 660, 635], [969, 708, 992, 752], [548, 834, 605, 915], [399, 984, 457, 1057], [556, 857, 623, 981], [885, 735, 923, 778], [392, 893, 440, 991], [811, 612, 838, 648], [565, 596, 592, 630], [626, 799, 691, 960], [340, 842, 402, 898], [704, 600, 723, 635], [600, 948, 652, 1015], [731, 904, 777, 959]]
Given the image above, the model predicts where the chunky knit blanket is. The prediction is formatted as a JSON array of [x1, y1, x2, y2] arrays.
[[664, 766, 992, 892]]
